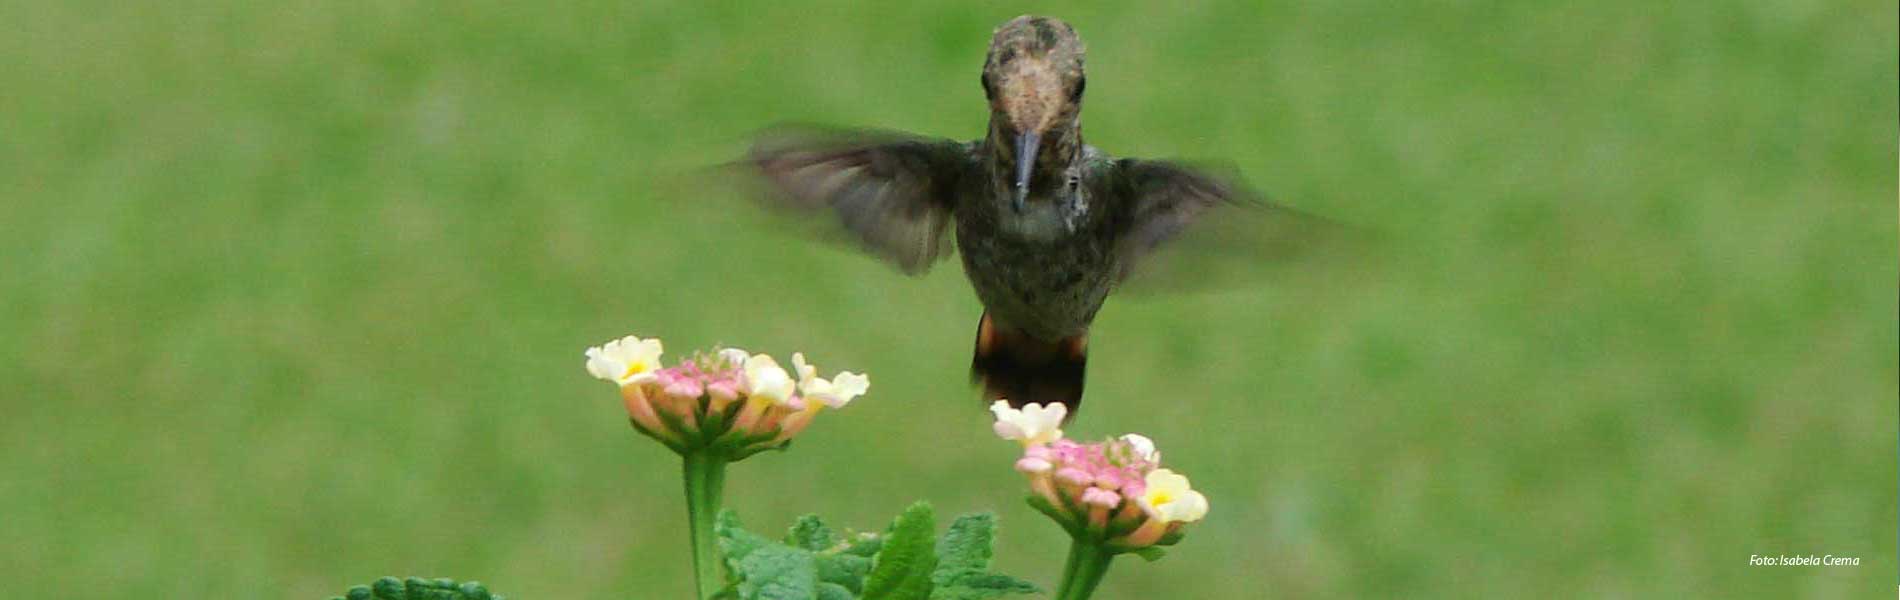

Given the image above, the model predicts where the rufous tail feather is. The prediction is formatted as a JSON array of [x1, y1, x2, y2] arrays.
[[970, 312, 1086, 418]]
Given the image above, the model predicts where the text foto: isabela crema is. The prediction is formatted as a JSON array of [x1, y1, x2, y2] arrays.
[[1748, 554, 1859, 566]]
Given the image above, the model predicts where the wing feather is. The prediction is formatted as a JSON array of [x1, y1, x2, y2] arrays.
[[747, 127, 975, 274], [1105, 159, 1362, 290]]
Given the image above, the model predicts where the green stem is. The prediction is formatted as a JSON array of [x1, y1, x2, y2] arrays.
[[682, 451, 728, 600], [1055, 538, 1114, 600], [1053, 539, 1081, 598]]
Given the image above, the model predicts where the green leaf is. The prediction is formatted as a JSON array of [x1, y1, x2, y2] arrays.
[[457, 582, 494, 600], [1023, 495, 1078, 537], [787, 514, 840, 551], [928, 570, 1040, 599], [1155, 529, 1186, 547], [816, 582, 857, 600], [1129, 546, 1168, 562], [718, 510, 772, 567], [932, 513, 995, 581], [816, 552, 873, 593], [333, 576, 504, 600], [936, 570, 1039, 591], [861, 502, 939, 600], [716, 505, 1034, 600], [841, 533, 884, 558], [736, 543, 818, 600], [927, 513, 1037, 599], [372, 577, 404, 599], [403, 577, 430, 600]]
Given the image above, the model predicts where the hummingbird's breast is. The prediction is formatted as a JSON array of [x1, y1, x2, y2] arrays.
[[954, 173, 1117, 341]]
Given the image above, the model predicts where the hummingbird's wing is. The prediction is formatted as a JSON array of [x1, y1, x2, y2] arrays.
[[1102, 158, 1362, 291], [745, 127, 977, 275]]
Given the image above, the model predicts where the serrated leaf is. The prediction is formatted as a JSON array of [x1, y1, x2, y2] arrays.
[[457, 582, 493, 600], [932, 513, 995, 582], [935, 570, 1039, 591], [928, 570, 1041, 600], [787, 514, 840, 551], [337, 577, 505, 600], [718, 510, 772, 567], [736, 544, 818, 600], [404, 576, 430, 600], [816, 552, 873, 593], [929, 586, 1016, 600], [816, 582, 857, 600], [861, 502, 938, 600], [1130, 546, 1168, 562]]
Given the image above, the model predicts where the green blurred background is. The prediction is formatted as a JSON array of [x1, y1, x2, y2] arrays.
[[2, 1, 1895, 598]]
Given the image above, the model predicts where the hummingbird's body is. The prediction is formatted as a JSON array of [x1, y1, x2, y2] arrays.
[[957, 144, 1115, 341], [746, 16, 1333, 413]]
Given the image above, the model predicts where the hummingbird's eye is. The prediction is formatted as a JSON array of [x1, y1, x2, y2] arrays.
[[1069, 77, 1086, 101]]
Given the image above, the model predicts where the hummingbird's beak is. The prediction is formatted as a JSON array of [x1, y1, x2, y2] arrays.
[[1011, 130, 1041, 213]]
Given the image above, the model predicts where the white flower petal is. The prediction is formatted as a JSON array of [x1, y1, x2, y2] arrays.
[[1138, 468, 1207, 523], [584, 335, 664, 385], [993, 420, 1027, 440], [791, 352, 817, 383], [990, 401, 1064, 445], [1178, 490, 1209, 521], [787, 352, 869, 409], [989, 400, 1015, 417], [1120, 433, 1160, 464], [742, 353, 796, 404], [585, 347, 618, 381], [818, 371, 869, 407]]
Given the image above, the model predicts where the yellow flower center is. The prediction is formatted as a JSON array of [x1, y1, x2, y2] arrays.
[[1149, 491, 1174, 507], [622, 361, 648, 379]]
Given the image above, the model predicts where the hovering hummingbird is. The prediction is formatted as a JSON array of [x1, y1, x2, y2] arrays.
[[745, 15, 1343, 415]]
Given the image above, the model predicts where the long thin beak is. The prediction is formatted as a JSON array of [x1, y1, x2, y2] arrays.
[[1011, 131, 1041, 213]]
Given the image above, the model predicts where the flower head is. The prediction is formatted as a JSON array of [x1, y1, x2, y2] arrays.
[[1003, 428, 1207, 552], [585, 334, 869, 459], [990, 401, 1066, 446]]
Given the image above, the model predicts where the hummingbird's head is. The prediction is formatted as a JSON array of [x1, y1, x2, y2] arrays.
[[982, 15, 1086, 212]]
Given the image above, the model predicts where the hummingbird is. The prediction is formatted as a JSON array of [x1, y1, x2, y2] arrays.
[[745, 15, 1341, 415]]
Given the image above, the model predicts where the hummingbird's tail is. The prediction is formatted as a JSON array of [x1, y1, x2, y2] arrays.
[[971, 312, 1087, 418]]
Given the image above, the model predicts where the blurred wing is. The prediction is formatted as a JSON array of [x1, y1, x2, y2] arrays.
[[746, 127, 976, 275], [1105, 159, 1364, 292]]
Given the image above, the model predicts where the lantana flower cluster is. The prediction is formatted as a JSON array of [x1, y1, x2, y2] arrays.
[[992, 401, 1209, 551], [586, 334, 868, 458]]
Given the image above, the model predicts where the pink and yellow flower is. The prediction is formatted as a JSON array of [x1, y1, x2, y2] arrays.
[[586, 334, 869, 458], [995, 402, 1208, 551]]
